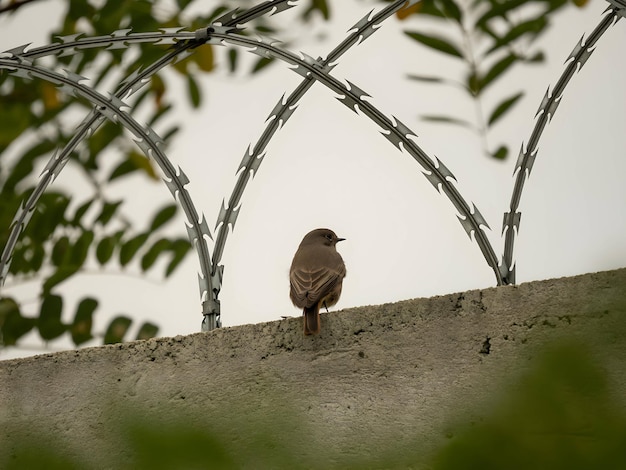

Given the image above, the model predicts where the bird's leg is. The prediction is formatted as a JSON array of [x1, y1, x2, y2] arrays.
[[323, 301, 329, 313]]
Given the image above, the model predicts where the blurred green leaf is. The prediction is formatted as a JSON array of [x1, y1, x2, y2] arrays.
[[433, 342, 626, 469], [421, 115, 474, 128], [120, 234, 150, 267], [0, 104, 33, 154], [38, 294, 66, 341], [28, 193, 70, 243], [150, 205, 177, 232], [480, 54, 518, 92], [438, 0, 462, 22], [303, 0, 330, 20], [194, 44, 214, 72], [405, 31, 463, 58], [51, 236, 71, 266], [165, 239, 190, 277], [96, 201, 123, 226], [1, 140, 56, 194], [406, 74, 446, 84], [176, 0, 194, 9], [70, 198, 94, 227], [141, 238, 171, 272], [43, 265, 80, 294], [491, 145, 509, 160], [251, 57, 274, 74], [475, 0, 527, 29], [108, 151, 159, 182], [135, 322, 159, 341], [488, 92, 524, 126], [523, 51, 545, 63], [486, 16, 548, 55], [71, 230, 94, 266], [96, 235, 117, 265], [104, 315, 132, 344], [71, 297, 97, 345], [0, 297, 35, 346], [228, 49, 238, 73], [187, 75, 201, 109]]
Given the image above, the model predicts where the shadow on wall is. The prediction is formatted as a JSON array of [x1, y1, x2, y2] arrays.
[[2, 335, 626, 469]]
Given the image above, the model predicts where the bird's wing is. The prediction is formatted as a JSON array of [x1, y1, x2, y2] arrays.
[[290, 265, 344, 308]]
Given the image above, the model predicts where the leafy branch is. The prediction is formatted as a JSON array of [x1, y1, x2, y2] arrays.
[[400, 0, 586, 159]]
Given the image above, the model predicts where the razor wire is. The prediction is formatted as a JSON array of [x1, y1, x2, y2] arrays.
[[0, 0, 296, 331], [501, 3, 624, 284], [0, 0, 622, 333], [210, 0, 426, 322], [197, 21, 504, 285]]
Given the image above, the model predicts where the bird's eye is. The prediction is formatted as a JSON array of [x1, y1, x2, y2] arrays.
[[325, 234, 333, 240]]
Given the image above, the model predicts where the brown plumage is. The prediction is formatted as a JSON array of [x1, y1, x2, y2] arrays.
[[289, 228, 346, 335]]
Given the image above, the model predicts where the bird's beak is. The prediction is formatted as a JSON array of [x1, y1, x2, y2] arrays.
[[336, 237, 346, 242]]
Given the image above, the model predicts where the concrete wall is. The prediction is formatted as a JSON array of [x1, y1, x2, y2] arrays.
[[1, 268, 625, 468]]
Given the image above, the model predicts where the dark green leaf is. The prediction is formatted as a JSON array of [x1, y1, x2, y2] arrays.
[[104, 315, 132, 344], [491, 145, 509, 160], [176, 0, 193, 9], [0, 297, 34, 346], [475, 0, 526, 29], [487, 92, 524, 126], [523, 51, 545, 63], [71, 297, 97, 345], [187, 75, 201, 109], [51, 236, 71, 266], [165, 239, 191, 277], [480, 54, 517, 92], [28, 193, 71, 242], [193, 44, 214, 72], [161, 126, 180, 143], [26, 243, 46, 272], [228, 48, 238, 73], [421, 115, 474, 128], [407, 74, 446, 83], [108, 158, 138, 181], [71, 198, 94, 227], [405, 31, 463, 58], [146, 103, 172, 127], [136, 322, 159, 341], [86, 121, 123, 168], [141, 239, 171, 272], [96, 235, 117, 265], [2, 140, 55, 194], [486, 17, 548, 55], [302, 0, 330, 20], [120, 233, 150, 267], [150, 204, 177, 232], [251, 57, 274, 74], [439, 0, 462, 22], [467, 71, 480, 96], [39, 294, 66, 341], [70, 230, 95, 266], [43, 265, 80, 294], [109, 152, 158, 182], [96, 200, 122, 226]]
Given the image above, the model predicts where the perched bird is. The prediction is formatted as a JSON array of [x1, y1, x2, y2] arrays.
[[289, 228, 346, 335]]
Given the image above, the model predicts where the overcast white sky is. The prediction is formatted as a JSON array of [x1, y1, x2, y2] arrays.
[[1, 0, 625, 359]]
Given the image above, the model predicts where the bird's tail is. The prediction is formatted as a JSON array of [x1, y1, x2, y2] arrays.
[[303, 304, 320, 335]]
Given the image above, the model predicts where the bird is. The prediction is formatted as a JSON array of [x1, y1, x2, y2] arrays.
[[289, 228, 346, 335]]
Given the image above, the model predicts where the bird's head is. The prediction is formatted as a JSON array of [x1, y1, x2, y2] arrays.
[[301, 228, 345, 247]]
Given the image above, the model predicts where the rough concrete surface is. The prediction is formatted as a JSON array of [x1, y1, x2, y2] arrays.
[[1, 268, 625, 467]]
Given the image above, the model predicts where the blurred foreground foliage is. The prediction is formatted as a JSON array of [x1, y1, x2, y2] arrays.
[[2, 339, 625, 469], [1, 0, 588, 350], [397, 0, 590, 159]]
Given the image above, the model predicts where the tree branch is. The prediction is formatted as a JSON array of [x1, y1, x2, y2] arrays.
[[0, 0, 40, 15]]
